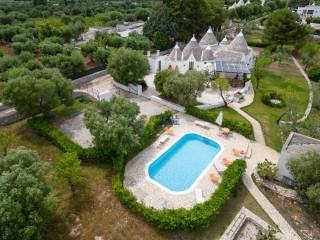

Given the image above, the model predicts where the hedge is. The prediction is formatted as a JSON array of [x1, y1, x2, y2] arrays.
[[112, 160, 246, 230], [186, 106, 254, 139], [28, 117, 105, 162]]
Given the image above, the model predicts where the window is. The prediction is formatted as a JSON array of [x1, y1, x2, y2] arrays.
[[158, 61, 161, 71], [189, 61, 194, 70]]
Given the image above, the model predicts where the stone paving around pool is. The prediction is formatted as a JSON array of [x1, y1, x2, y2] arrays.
[[124, 113, 279, 209]]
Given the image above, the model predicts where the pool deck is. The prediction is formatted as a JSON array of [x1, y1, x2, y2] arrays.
[[124, 113, 279, 209]]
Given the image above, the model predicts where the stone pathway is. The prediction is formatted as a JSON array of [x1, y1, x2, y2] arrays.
[[243, 175, 301, 240], [230, 105, 266, 145], [287, 56, 313, 123]]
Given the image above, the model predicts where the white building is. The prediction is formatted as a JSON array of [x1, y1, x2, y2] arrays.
[[277, 132, 320, 186], [80, 21, 144, 42], [297, 4, 320, 18], [148, 27, 253, 81]]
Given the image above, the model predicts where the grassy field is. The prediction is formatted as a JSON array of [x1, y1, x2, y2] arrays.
[[245, 29, 264, 44], [243, 58, 309, 151], [1, 117, 272, 240]]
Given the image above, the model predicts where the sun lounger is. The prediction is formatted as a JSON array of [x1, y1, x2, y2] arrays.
[[158, 135, 169, 147], [172, 115, 180, 125], [222, 158, 232, 166], [195, 188, 205, 203], [232, 147, 245, 157], [245, 142, 252, 159], [165, 127, 174, 136], [214, 161, 227, 173], [209, 173, 220, 183], [195, 120, 210, 129]]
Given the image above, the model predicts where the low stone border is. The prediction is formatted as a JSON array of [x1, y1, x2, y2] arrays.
[[220, 207, 270, 240], [254, 173, 304, 203]]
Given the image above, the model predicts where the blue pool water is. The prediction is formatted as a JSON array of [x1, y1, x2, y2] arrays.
[[148, 133, 222, 192]]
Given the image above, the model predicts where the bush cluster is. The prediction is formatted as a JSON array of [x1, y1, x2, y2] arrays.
[[112, 160, 246, 230], [186, 106, 254, 139], [308, 65, 320, 82], [261, 91, 286, 108]]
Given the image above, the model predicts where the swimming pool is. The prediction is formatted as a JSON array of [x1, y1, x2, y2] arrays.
[[148, 133, 223, 192]]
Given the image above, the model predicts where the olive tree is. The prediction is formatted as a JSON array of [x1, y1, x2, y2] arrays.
[[108, 47, 149, 85], [84, 96, 145, 162], [288, 151, 320, 212], [0, 147, 54, 240], [163, 70, 207, 106], [211, 75, 231, 106], [4, 68, 73, 117]]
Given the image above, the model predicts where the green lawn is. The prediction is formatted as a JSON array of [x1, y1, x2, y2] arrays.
[[245, 29, 264, 44], [243, 59, 309, 151]]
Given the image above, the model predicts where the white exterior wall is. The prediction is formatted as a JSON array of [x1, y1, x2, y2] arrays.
[[297, 5, 320, 18], [148, 55, 215, 74]]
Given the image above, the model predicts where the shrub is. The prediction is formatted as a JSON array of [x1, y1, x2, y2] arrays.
[[261, 91, 286, 108], [39, 41, 64, 56], [112, 160, 246, 230], [186, 106, 254, 139], [308, 65, 320, 82], [257, 159, 277, 180], [154, 69, 175, 95]]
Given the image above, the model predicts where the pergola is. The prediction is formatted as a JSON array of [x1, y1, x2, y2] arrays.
[[215, 61, 251, 74]]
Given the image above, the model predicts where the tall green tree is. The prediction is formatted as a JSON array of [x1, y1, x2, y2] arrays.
[[300, 43, 319, 71], [143, 5, 179, 47], [4, 68, 73, 117], [108, 47, 149, 85], [264, 9, 309, 47], [253, 53, 272, 89], [84, 96, 145, 161], [0, 147, 54, 240]]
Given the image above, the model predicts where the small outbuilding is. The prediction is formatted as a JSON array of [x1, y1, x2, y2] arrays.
[[277, 132, 320, 186]]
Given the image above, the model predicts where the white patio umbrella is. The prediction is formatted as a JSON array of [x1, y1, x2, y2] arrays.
[[215, 111, 223, 126]]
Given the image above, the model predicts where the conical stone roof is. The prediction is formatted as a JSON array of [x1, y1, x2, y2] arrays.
[[169, 43, 182, 61], [201, 46, 214, 61], [199, 27, 218, 48], [228, 31, 249, 54], [182, 35, 202, 61]]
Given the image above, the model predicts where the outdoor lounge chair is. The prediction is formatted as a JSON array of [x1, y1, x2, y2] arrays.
[[232, 147, 245, 157], [158, 135, 169, 147], [195, 120, 210, 129], [195, 188, 205, 203], [209, 173, 220, 183], [172, 115, 180, 125], [222, 157, 232, 166], [164, 127, 174, 136]]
